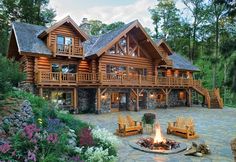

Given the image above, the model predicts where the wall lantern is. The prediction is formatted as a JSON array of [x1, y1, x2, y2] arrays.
[[101, 94, 106, 99], [150, 92, 154, 98]]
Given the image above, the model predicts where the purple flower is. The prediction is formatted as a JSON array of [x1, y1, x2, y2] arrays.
[[12, 150, 16, 156], [0, 143, 11, 154], [47, 133, 58, 144], [24, 124, 40, 139], [27, 150, 36, 162], [70, 156, 84, 162]]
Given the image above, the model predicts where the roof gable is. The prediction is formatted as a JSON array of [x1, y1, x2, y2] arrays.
[[38, 16, 88, 41], [85, 20, 164, 59], [157, 39, 173, 55], [10, 22, 52, 56]]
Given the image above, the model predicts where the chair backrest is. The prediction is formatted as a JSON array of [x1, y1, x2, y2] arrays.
[[126, 115, 135, 126], [118, 115, 126, 125], [176, 117, 195, 129]]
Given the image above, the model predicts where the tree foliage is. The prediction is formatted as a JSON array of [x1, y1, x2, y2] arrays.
[[149, 0, 236, 103], [0, 55, 25, 94], [0, 0, 56, 55], [88, 20, 124, 36]]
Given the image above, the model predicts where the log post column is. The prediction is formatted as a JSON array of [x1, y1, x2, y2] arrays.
[[39, 87, 43, 97], [96, 87, 101, 114], [73, 88, 77, 111], [136, 89, 139, 111]]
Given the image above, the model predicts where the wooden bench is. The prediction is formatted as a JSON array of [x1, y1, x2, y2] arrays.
[[167, 117, 199, 139], [115, 115, 143, 137]]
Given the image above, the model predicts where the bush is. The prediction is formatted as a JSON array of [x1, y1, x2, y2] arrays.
[[0, 55, 25, 94]]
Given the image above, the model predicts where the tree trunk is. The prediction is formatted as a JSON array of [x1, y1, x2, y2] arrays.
[[213, 16, 219, 89]]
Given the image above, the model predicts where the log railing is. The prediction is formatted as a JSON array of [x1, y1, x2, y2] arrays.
[[214, 88, 224, 108], [53, 44, 83, 56], [36, 71, 204, 88]]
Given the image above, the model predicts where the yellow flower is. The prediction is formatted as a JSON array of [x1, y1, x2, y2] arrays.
[[38, 118, 43, 125]]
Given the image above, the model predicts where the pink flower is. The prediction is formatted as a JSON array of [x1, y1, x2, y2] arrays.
[[47, 133, 58, 144], [27, 150, 36, 162], [0, 143, 11, 154], [12, 150, 16, 156], [23, 124, 40, 139], [30, 138, 38, 144]]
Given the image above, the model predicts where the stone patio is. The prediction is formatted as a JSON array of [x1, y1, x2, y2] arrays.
[[75, 106, 236, 162]]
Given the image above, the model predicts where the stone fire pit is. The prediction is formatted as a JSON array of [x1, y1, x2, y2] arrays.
[[129, 124, 187, 154]]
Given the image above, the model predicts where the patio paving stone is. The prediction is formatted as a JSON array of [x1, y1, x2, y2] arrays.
[[75, 106, 236, 162]]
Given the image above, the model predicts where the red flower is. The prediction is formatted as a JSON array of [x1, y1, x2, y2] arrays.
[[79, 128, 94, 147]]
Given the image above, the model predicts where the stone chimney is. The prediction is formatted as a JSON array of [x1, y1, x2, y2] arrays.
[[80, 18, 91, 35]]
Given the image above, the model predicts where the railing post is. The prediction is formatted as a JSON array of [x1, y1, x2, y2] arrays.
[[59, 72, 62, 84], [154, 76, 157, 85], [76, 73, 78, 84]]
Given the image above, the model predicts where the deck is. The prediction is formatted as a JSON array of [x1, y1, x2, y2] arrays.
[[36, 71, 203, 88]]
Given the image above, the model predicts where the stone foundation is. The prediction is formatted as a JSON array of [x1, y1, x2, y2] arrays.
[[18, 83, 35, 93], [78, 88, 96, 113], [79, 88, 190, 114], [168, 90, 187, 107]]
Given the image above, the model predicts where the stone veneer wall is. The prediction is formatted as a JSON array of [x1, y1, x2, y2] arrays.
[[145, 89, 166, 109], [18, 83, 35, 93], [168, 90, 187, 107], [78, 88, 96, 113]]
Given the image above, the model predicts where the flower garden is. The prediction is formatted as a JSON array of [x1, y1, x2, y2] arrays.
[[0, 90, 119, 162]]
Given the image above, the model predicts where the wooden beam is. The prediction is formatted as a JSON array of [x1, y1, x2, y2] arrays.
[[97, 88, 101, 113], [136, 88, 139, 111], [39, 87, 43, 97], [101, 88, 107, 95], [131, 88, 137, 96], [73, 88, 77, 109], [188, 89, 192, 107]]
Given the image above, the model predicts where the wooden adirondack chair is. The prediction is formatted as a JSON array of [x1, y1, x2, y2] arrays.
[[116, 115, 143, 137], [167, 117, 199, 139]]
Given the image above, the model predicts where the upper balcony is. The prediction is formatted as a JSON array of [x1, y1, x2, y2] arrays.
[[35, 71, 202, 88], [52, 43, 83, 58]]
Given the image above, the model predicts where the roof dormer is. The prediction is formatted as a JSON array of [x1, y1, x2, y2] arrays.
[[38, 16, 88, 58]]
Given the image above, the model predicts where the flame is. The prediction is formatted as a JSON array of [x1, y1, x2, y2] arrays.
[[154, 124, 166, 143]]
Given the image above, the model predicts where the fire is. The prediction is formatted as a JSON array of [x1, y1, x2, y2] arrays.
[[154, 124, 166, 143]]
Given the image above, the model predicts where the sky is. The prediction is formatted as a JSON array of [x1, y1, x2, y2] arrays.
[[49, 0, 186, 32]]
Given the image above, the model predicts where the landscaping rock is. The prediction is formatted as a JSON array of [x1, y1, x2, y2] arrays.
[[0, 100, 34, 136]]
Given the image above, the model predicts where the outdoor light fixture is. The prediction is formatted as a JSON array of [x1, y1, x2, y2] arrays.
[[150, 93, 154, 98]]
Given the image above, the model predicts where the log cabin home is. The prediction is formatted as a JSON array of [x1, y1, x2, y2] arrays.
[[7, 16, 223, 113]]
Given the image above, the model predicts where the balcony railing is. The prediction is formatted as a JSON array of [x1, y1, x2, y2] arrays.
[[36, 71, 202, 88], [53, 44, 83, 57]]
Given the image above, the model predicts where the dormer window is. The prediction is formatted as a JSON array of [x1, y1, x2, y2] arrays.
[[57, 35, 72, 45], [57, 35, 73, 54]]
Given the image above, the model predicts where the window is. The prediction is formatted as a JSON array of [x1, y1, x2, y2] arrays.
[[178, 91, 186, 100], [57, 36, 64, 45], [65, 37, 72, 45], [52, 63, 60, 72], [42, 89, 73, 107], [158, 70, 166, 77], [106, 65, 126, 74], [129, 67, 147, 76], [51, 63, 77, 73]]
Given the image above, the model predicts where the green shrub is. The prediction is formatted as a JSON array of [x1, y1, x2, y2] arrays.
[[0, 55, 25, 94]]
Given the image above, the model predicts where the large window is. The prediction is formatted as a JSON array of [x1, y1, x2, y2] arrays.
[[43, 89, 73, 107], [51, 63, 77, 73], [129, 67, 147, 76], [106, 65, 127, 74]]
